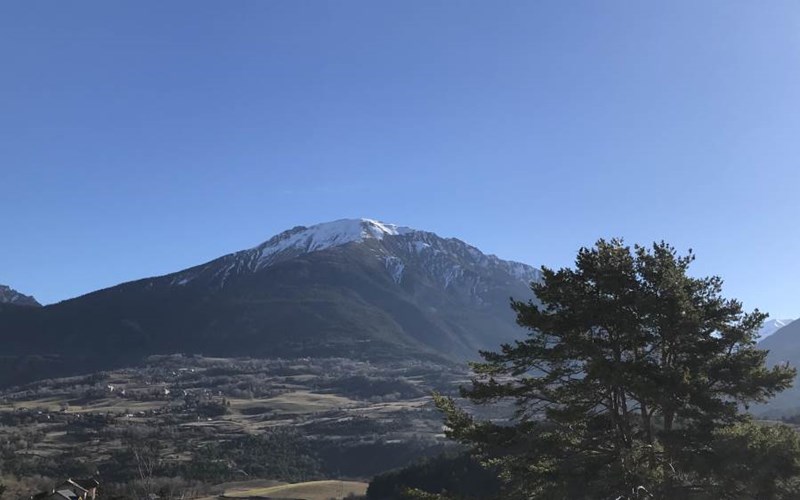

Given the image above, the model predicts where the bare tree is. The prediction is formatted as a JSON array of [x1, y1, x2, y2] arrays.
[[123, 435, 163, 499]]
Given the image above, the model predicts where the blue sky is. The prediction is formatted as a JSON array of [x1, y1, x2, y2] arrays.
[[2, 2, 799, 319]]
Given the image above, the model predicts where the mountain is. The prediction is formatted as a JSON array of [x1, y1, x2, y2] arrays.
[[0, 219, 540, 386], [757, 318, 794, 342], [755, 319, 800, 415], [0, 284, 40, 307]]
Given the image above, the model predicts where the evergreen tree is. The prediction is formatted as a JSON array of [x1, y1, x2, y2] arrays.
[[435, 239, 797, 499]]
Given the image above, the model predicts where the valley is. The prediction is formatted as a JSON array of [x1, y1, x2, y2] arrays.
[[4, 2, 798, 495], [2, 220, 797, 498], [0, 219, 532, 498], [0, 355, 466, 498]]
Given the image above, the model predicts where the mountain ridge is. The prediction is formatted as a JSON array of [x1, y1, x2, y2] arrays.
[[0, 218, 540, 387], [0, 284, 40, 307], [757, 318, 795, 342], [753, 319, 800, 415], [165, 218, 539, 291]]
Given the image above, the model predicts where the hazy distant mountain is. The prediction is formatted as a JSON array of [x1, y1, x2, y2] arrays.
[[0, 284, 40, 307], [757, 318, 795, 342], [754, 319, 800, 415], [0, 219, 540, 386]]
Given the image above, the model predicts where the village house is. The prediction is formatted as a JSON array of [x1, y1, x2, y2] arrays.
[[32, 478, 99, 500]]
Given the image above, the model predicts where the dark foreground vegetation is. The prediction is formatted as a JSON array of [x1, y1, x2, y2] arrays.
[[367, 453, 500, 499]]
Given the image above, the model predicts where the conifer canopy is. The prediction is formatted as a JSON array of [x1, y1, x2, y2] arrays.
[[436, 239, 798, 499]]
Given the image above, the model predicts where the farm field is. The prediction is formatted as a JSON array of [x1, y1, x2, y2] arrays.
[[220, 480, 368, 499]]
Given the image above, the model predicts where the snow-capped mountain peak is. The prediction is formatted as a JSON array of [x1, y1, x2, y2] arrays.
[[0, 220, 545, 383], [246, 218, 540, 288], [257, 218, 413, 258], [169, 218, 541, 295], [246, 219, 416, 271], [758, 318, 795, 342]]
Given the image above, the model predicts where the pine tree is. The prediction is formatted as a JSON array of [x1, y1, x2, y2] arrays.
[[435, 239, 797, 499]]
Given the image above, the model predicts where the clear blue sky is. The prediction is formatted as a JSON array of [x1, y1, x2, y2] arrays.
[[2, 2, 799, 318]]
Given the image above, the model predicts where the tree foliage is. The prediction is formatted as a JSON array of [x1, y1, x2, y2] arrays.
[[367, 452, 500, 499], [436, 239, 797, 499]]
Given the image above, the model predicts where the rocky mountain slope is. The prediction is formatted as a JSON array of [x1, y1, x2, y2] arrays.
[[0, 219, 540, 386], [0, 284, 40, 307], [755, 319, 800, 415]]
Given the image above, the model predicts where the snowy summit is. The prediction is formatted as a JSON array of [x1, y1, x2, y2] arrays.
[[757, 318, 795, 342], [256, 218, 414, 260], [170, 218, 541, 293]]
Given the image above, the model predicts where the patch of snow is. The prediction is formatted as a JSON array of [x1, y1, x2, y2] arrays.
[[253, 219, 414, 269], [758, 318, 795, 342], [467, 247, 483, 261], [362, 218, 413, 238], [171, 275, 194, 286], [501, 260, 541, 285], [384, 256, 405, 284], [443, 266, 464, 289], [413, 241, 431, 253]]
